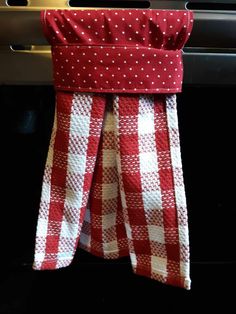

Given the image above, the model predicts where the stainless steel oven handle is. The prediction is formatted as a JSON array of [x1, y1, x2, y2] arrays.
[[1, 8, 236, 47]]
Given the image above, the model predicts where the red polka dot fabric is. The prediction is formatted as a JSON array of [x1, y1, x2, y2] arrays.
[[42, 9, 193, 93]]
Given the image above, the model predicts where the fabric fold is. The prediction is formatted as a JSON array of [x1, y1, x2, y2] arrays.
[[34, 9, 193, 289]]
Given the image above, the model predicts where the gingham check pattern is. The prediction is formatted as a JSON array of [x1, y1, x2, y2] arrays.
[[34, 93, 190, 289]]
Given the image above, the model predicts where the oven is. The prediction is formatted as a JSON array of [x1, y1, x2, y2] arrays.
[[0, 0, 235, 312]]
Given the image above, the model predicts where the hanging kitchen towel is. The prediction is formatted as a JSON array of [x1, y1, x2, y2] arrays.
[[34, 9, 193, 289]]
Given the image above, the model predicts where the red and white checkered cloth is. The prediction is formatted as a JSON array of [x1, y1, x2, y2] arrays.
[[34, 9, 193, 289]]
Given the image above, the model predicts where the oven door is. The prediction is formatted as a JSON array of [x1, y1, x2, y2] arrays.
[[0, 0, 235, 312]]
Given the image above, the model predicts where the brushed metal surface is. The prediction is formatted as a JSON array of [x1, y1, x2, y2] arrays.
[[1, 0, 236, 85]]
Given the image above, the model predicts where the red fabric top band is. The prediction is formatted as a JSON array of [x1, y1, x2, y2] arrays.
[[52, 45, 183, 93], [42, 9, 194, 94]]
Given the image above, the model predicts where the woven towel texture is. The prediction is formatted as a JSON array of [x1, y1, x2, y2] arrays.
[[33, 9, 193, 289]]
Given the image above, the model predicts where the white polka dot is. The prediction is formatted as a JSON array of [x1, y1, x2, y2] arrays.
[[118, 67, 121, 70], [129, 67, 133, 71], [100, 74, 103, 77], [66, 59, 69, 62], [129, 82, 132, 84], [158, 75, 160, 78], [152, 68, 155, 71], [164, 68, 167, 71], [140, 82, 143, 85], [71, 66, 74, 69], [141, 68, 144, 71], [135, 75, 138, 78], [163, 18, 166, 22], [117, 81, 120, 84], [94, 67, 97, 70], [123, 74, 126, 77], [173, 82, 176, 85], [111, 74, 115, 77], [159, 61, 162, 65], [146, 75, 149, 78], [88, 74, 91, 76], [83, 66, 86, 69], [151, 82, 154, 85], [162, 82, 165, 85]]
